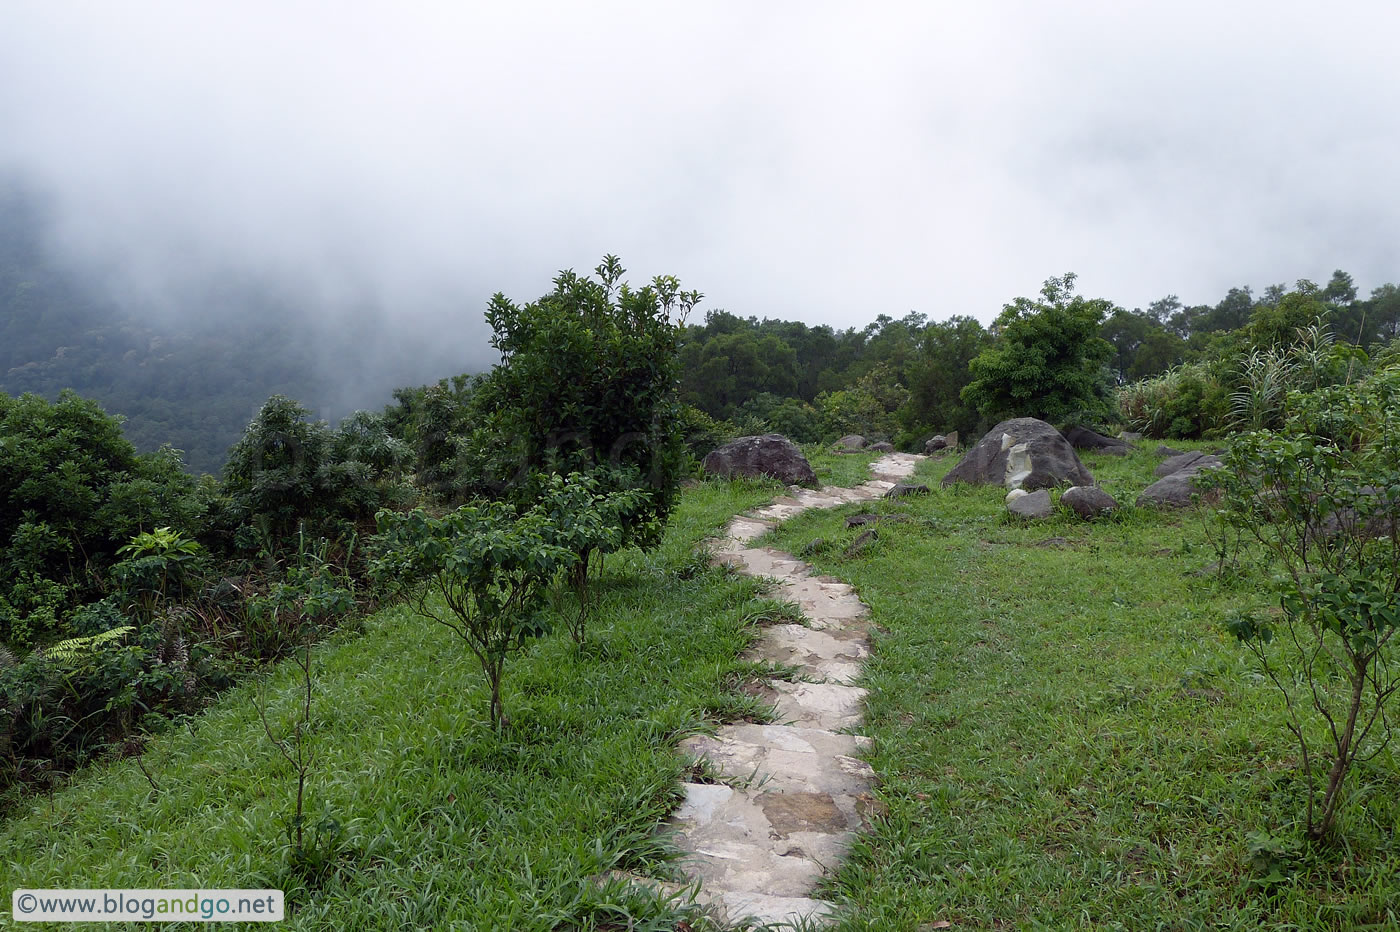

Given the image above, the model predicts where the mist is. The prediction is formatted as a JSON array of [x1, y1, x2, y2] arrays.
[[3, 1, 1399, 362]]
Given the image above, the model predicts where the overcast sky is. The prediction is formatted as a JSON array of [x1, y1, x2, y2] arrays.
[[2, 1, 1397, 348]]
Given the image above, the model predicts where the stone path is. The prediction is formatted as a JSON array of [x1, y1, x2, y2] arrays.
[[667, 453, 924, 928]]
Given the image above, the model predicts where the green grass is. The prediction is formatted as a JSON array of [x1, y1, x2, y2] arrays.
[[0, 478, 782, 931], [9, 444, 1399, 930], [804, 447, 881, 488], [762, 446, 1400, 930]]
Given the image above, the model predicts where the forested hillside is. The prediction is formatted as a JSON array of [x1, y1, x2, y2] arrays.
[[676, 271, 1400, 448], [0, 183, 479, 474]]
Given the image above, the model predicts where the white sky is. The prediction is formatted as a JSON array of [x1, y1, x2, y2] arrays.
[[2, 1, 1397, 355]]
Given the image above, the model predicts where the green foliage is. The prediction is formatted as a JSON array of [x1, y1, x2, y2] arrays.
[[1247, 285, 1328, 350], [0, 390, 203, 647], [896, 315, 989, 441], [1118, 362, 1232, 439], [1209, 366, 1400, 839], [113, 527, 204, 623], [222, 396, 408, 555], [962, 274, 1117, 426], [532, 472, 641, 646], [371, 501, 573, 728], [462, 256, 695, 552]]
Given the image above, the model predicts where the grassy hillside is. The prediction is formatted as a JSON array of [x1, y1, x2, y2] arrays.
[[1, 478, 783, 931], [6, 446, 1399, 930], [764, 449, 1400, 930]]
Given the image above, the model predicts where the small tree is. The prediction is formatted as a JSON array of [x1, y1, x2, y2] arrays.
[[962, 274, 1116, 427], [1211, 366, 1400, 840], [372, 502, 572, 728], [463, 256, 699, 552], [532, 472, 642, 646]]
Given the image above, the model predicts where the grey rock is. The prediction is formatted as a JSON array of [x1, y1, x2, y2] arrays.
[[703, 434, 818, 486], [1007, 488, 1053, 519], [1155, 444, 1184, 458], [924, 432, 958, 454], [867, 441, 895, 453], [1064, 426, 1133, 456], [942, 417, 1094, 491], [1061, 485, 1118, 519], [843, 529, 878, 557], [883, 482, 929, 499], [1137, 456, 1224, 508], [1154, 450, 1214, 478], [835, 434, 866, 451]]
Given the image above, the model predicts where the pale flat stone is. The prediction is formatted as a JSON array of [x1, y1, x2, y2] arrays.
[[773, 575, 869, 630], [669, 784, 854, 896], [765, 681, 868, 730], [749, 624, 868, 684], [705, 891, 834, 927], [725, 517, 774, 543], [680, 724, 875, 796]]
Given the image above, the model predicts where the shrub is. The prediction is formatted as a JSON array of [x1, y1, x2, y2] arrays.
[[371, 501, 573, 728], [1209, 365, 1400, 839], [461, 256, 697, 553]]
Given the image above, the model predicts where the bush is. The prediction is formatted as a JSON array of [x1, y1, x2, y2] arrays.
[[372, 501, 573, 728], [1209, 365, 1400, 839], [460, 256, 697, 553], [1117, 362, 1231, 439], [0, 390, 203, 649], [221, 396, 409, 556]]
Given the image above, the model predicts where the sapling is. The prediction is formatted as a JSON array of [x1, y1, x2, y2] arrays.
[[372, 501, 572, 728], [1210, 366, 1400, 840]]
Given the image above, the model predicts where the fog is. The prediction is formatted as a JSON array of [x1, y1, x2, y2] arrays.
[[2, 1, 1398, 355]]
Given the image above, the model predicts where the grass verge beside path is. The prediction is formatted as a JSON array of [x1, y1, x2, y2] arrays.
[[766, 447, 1400, 930], [1, 479, 783, 931]]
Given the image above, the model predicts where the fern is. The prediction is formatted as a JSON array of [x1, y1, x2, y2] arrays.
[[41, 626, 134, 666]]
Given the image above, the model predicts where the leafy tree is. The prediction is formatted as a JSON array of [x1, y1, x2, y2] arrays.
[[221, 396, 408, 556], [464, 256, 697, 552], [896, 315, 989, 441], [0, 390, 202, 646], [1211, 366, 1400, 839], [1248, 284, 1328, 350], [372, 502, 572, 728], [962, 274, 1117, 427]]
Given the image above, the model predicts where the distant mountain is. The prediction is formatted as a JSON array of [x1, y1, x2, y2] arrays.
[[0, 182, 483, 474]]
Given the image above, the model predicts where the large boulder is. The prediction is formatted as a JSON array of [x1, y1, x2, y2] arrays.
[[1061, 485, 1118, 519], [835, 434, 866, 452], [1064, 426, 1133, 456], [703, 434, 817, 486], [942, 418, 1094, 491], [1154, 450, 1215, 478], [867, 441, 895, 453], [1137, 455, 1224, 508]]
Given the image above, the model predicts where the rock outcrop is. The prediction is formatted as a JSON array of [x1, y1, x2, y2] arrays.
[[1154, 450, 1216, 478], [1064, 426, 1133, 456], [704, 434, 818, 486], [942, 418, 1093, 491], [1138, 454, 1224, 507]]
